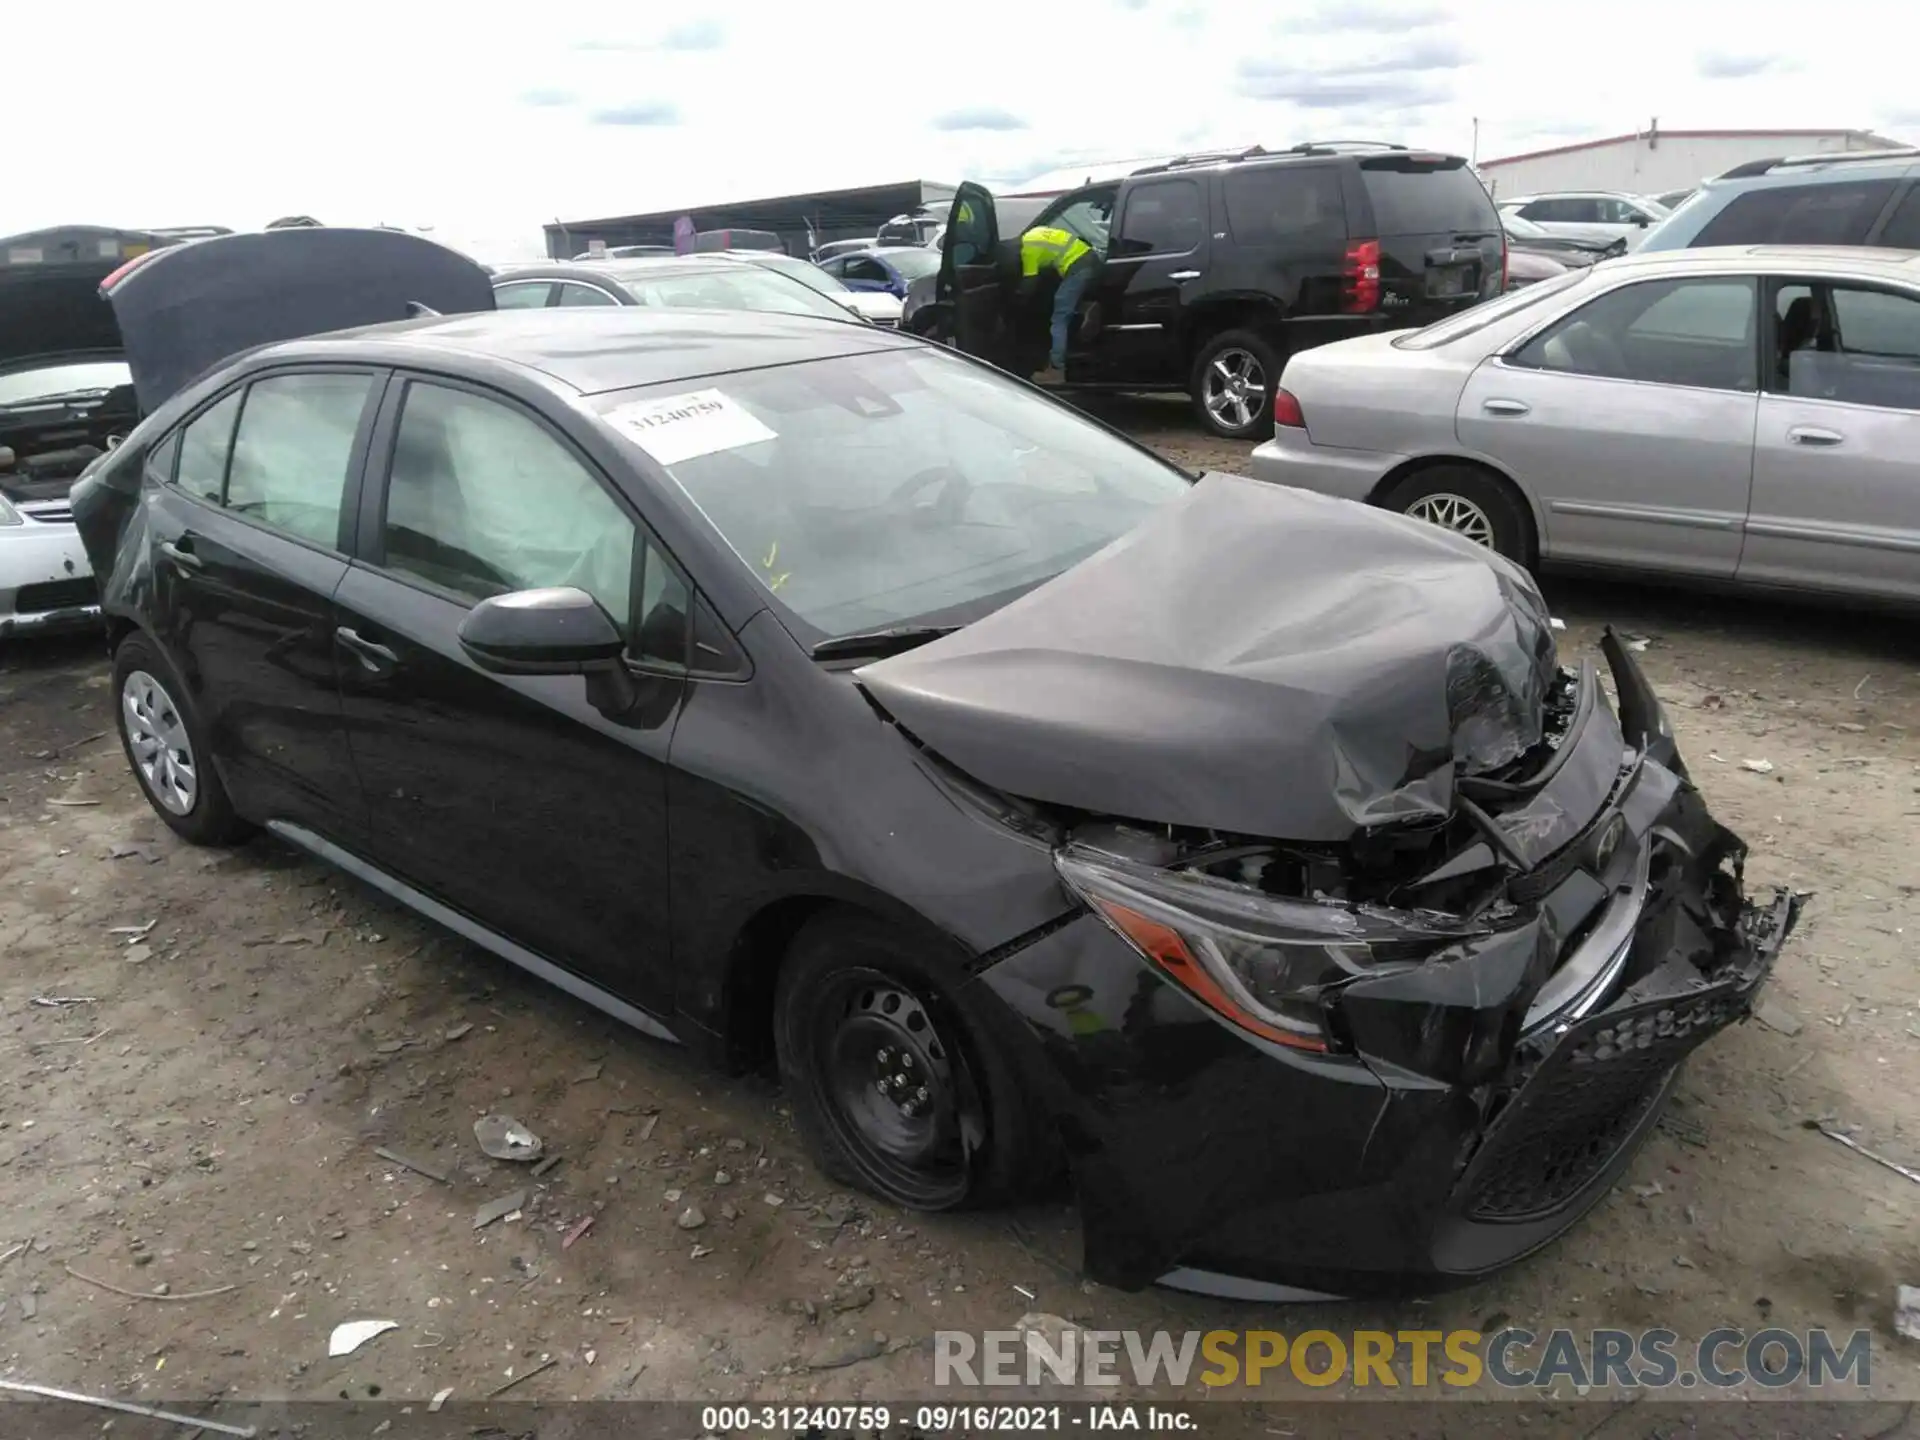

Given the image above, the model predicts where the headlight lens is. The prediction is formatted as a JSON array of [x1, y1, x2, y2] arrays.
[[1055, 844, 1485, 1052]]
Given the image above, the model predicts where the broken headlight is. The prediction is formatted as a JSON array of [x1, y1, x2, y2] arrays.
[[1055, 844, 1484, 1053]]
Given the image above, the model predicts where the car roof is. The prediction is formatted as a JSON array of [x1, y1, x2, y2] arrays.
[[494, 256, 763, 283], [1596, 244, 1920, 279], [241, 307, 913, 397], [1502, 190, 1656, 202]]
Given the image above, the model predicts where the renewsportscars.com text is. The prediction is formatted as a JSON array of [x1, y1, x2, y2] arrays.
[[934, 1326, 1873, 1391]]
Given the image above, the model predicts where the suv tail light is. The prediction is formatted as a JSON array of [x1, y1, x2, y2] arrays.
[[1341, 239, 1380, 313], [1273, 387, 1306, 429]]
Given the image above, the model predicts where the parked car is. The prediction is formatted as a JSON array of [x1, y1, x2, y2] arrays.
[[816, 246, 941, 301], [572, 245, 678, 260], [1, 226, 164, 637], [1250, 246, 1920, 605], [922, 143, 1507, 439], [1503, 249, 1570, 290], [70, 240, 1795, 1299], [1496, 192, 1668, 250], [812, 237, 878, 262], [711, 250, 903, 327], [489, 257, 863, 323], [876, 211, 945, 248], [1502, 211, 1622, 267], [1654, 187, 1697, 211], [1636, 148, 1920, 253], [692, 228, 783, 253]]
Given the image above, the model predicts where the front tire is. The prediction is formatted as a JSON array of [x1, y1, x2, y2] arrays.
[[774, 912, 1044, 1211], [1381, 464, 1535, 568], [1189, 328, 1281, 440], [112, 632, 252, 845]]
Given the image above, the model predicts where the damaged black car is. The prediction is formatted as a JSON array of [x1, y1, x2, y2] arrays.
[[71, 228, 1799, 1298]]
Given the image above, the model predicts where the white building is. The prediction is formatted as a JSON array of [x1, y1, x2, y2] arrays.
[[1480, 127, 1908, 202]]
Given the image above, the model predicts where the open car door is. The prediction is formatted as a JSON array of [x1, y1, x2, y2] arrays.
[[934, 182, 1014, 368], [101, 228, 495, 414]]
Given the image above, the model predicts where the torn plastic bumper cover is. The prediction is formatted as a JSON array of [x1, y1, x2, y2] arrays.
[[971, 636, 1802, 1296]]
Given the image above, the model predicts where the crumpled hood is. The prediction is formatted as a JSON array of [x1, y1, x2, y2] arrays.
[[857, 471, 1557, 842]]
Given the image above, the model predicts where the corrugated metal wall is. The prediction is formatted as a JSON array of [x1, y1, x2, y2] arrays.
[[1482, 133, 1902, 200]]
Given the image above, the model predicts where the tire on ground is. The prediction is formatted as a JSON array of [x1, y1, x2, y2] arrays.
[[112, 630, 253, 846], [1380, 463, 1537, 569], [1188, 327, 1282, 441]]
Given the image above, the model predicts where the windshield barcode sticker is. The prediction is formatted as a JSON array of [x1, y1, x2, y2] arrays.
[[604, 388, 777, 466]]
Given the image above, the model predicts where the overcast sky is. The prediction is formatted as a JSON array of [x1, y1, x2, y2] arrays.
[[9, 0, 1916, 260]]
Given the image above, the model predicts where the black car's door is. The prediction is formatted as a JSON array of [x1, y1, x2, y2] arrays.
[[936, 182, 1013, 365], [1081, 176, 1209, 385], [331, 373, 685, 1015], [143, 368, 383, 841]]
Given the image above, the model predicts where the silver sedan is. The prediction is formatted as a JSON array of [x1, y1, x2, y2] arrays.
[[1250, 245, 1920, 605]]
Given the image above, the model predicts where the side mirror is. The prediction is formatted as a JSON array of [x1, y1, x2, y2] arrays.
[[1634, 216, 1650, 228], [458, 587, 625, 675]]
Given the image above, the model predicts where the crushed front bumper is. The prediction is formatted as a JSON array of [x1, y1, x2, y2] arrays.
[[973, 643, 1801, 1298]]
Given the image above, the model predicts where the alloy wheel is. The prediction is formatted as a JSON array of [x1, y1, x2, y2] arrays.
[[1202, 347, 1266, 432], [122, 669, 197, 815], [812, 967, 979, 1208], [1405, 492, 1497, 549]]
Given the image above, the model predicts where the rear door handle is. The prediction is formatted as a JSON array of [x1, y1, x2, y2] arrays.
[[1482, 398, 1531, 416], [1788, 425, 1844, 446], [335, 626, 399, 673], [158, 539, 203, 572], [1167, 270, 1201, 282]]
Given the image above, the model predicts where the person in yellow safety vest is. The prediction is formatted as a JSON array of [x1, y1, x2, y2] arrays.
[[1019, 223, 1101, 385]]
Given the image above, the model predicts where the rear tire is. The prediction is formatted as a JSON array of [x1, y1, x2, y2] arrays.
[[1189, 328, 1281, 440], [112, 631, 253, 846], [1381, 464, 1536, 568], [774, 911, 1047, 1211]]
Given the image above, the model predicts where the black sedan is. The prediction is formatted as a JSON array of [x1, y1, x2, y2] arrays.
[[71, 228, 1798, 1299]]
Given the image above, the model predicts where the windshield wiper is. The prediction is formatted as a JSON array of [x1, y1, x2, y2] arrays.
[[811, 624, 960, 661]]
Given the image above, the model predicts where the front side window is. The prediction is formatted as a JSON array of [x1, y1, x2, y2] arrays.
[[595, 345, 1192, 641], [1693, 180, 1899, 247], [174, 390, 244, 503], [841, 257, 892, 286], [1772, 280, 1920, 409], [222, 372, 374, 545], [1115, 179, 1204, 256], [380, 382, 638, 632], [1510, 277, 1757, 391]]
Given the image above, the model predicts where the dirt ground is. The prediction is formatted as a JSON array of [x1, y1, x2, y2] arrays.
[[3, 404, 1919, 1432]]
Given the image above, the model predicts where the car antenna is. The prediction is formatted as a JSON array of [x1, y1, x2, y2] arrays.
[[405, 301, 441, 318]]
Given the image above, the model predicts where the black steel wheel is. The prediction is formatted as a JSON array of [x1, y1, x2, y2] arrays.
[[774, 912, 1048, 1211]]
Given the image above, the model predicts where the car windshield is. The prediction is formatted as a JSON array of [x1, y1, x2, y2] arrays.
[[1393, 268, 1588, 350], [878, 248, 940, 279], [0, 359, 132, 406], [1503, 213, 1549, 240], [594, 346, 1193, 640], [746, 255, 851, 297], [614, 267, 854, 321]]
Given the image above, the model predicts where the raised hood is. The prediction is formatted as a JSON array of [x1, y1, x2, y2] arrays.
[[857, 472, 1557, 842], [101, 227, 495, 413], [0, 226, 167, 369]]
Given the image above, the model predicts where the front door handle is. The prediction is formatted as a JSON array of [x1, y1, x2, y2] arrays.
[[1788, 425, 1844, 446], [1167, 270, 1201, 282], [1482, 398, 1531, 416], [335, 626, 399, 674], [158, 539, 203, 572]]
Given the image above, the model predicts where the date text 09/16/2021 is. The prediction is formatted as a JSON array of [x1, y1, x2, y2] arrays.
[[700, 1405, 1193, 1434]]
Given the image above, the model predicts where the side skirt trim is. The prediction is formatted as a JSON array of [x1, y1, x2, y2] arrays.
[[266, 820, 679, 1046]]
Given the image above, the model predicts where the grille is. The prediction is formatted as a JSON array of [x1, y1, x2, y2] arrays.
[[1460, 987, 1744, 1222], [21, 503, 73, 524], [15, 577, 99, 613]]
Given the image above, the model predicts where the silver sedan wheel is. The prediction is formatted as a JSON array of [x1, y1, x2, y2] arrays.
[[1405, 492, 1496, 549], [1202, 347, 1266, 431], [122, 669, 197, 815]]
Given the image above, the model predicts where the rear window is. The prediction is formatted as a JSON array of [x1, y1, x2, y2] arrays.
[[1223, 166, 1346, 247], [1393, 268, 1587, 350], [1692, 180, 1899, 247], [1359, 159, 1498, 235]]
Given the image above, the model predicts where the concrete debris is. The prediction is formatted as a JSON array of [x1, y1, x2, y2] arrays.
[[473, 1115, 543, 1162], [1754, 1001, 1804, 1037], [328, 1319, 398, 1357], [473, 1189, 530, 1231]]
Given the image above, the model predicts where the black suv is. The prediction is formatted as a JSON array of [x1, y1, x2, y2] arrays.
[[917, 144, 1506, 438]]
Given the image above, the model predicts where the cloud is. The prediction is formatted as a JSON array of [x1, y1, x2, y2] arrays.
[[662, 19, 726, 50], [589, 102, 681, 127], [1170, 5, 1205, 29], [1297, 0, 1447, 31], [518, 87, 576, 108], [1114, 0, 1148, 8], [1236, 39, 1464, 110], [1694, 50, 1795, 80], [573, 38, 644, 53], [930, 107, 1029, 132]]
